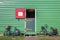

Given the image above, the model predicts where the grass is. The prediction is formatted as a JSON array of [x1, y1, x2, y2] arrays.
[[0, 36, 24, 40], [38, 35, 60, 40], [0, 35, 60, 40]]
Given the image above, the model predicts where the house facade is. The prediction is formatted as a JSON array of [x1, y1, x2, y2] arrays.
[[0, 0, 60, 34]]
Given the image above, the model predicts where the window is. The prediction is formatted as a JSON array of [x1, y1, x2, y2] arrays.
[[26, 9, 35, 18]]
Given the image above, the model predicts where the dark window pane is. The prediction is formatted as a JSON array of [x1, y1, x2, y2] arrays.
[[26, 9, 35, 18]]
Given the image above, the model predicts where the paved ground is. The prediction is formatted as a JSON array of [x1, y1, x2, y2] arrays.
[[24, 36, 37, 40], [0, 34, 3, 36]]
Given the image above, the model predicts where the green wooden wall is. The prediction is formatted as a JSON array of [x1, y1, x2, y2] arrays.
[[0, 0, 60, 34]]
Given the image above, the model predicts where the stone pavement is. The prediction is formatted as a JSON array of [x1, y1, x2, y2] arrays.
[[24, 36, 37, 40]]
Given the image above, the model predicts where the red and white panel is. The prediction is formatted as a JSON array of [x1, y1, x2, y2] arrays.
[[16, 8, 25, 18]]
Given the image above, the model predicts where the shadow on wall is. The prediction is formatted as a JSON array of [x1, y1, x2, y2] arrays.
[[4, 25, 24, 36], [40, 24, 58, 36]]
